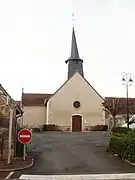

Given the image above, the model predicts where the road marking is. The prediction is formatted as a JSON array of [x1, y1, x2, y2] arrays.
[[5, 172, 14, 179], [19, 173, 135, 179], [20, 135, 31, 138]]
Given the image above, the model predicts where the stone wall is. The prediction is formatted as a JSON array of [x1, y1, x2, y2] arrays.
[[0, 128, 14, 160]]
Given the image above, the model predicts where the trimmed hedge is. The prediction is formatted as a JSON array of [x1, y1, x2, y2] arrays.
[[111, 126, 131, 134], [33, 127, 41, 132], [108, 130, 135, 163], [91, 125, 108, 131], [42, 124, 62, 131]]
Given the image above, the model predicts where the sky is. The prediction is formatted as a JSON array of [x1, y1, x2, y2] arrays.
[[0, 0, 135, 100]]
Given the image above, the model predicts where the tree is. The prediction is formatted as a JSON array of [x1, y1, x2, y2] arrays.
[[103, 98, 124, 127], [103, 98, 135, 127]]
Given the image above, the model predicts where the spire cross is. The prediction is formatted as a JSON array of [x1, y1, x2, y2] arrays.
[[72, 13, 75, 27]]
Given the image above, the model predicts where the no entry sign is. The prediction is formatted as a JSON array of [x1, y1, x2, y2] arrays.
[[18, 128, 32, 144]]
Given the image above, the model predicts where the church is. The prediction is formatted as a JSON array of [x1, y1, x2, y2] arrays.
[[22, 27, 105, 132]]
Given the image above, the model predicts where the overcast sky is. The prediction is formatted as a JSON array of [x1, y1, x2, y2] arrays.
[[0, 0, 135, 100]]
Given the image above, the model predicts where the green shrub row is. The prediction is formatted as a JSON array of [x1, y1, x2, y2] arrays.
[[111, 126, 131, 134], [108, 127, 135, 163], [42, 124, 62, 131], [91, 125, 108, 131], [32, 124, 62, 132], [33, 127, 41, 132]]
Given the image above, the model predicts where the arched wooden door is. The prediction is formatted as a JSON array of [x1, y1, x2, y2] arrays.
[[72, 115, 82, 132]]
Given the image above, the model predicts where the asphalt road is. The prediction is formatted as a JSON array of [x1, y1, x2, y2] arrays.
[[11, 132, 135, 178]]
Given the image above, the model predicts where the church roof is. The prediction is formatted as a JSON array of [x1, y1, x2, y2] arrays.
[[22, 93, 53, 106]]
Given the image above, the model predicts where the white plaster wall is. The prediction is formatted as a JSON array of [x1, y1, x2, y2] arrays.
[[23, 106, 46, 128], [48, 72, 105, 130]]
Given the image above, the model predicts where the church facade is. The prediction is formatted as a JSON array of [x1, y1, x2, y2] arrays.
[[22, 27, 105, 132]]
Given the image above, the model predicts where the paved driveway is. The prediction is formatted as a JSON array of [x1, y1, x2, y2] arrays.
[[12, 132, 135, 177]]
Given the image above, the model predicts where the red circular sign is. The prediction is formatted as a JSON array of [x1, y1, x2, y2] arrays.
[[18, 128, 32, 144]]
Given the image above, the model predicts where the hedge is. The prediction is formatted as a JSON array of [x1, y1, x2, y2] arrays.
[[33, 127, 41, 132], [91, 125, 108, 131], [108, 130, 135, 163], [111, 126, 131, 134], [42, 124, 62, 131]]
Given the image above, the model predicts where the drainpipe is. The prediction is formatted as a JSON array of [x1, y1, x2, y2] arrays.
[[46, 100, 50, 125]]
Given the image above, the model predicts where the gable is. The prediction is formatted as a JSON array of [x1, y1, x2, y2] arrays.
[[49, 72, 104, 102]]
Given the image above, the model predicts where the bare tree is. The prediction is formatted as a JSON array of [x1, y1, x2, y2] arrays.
[[103, 98, 135, 127], [103, 99, 124, 127]]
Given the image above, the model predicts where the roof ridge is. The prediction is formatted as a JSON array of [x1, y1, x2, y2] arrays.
[[23, 93, 53, 95]]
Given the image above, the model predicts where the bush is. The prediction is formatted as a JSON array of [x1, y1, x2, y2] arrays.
[[108, 131, 135, 163], [15, 127, 24, 157], [111, 126, 131, 134], [42, 124, 61, 131], [33, 127, 41, 132], [91, 125, 108, 131]]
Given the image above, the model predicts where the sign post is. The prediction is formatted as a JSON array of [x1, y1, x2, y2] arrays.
[[23, 144, 26, 161], [18, 129, 32, 161]]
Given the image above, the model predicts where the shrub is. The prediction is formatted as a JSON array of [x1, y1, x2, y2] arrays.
[[91, 125, 108, 131], [42, 124, 61, 131], [111, 127, 131, 134], [108, 131, 135, 163], [33, 127, 41, 132]]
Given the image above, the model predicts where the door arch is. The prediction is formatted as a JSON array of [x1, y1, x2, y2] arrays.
[[72, 115, 82, 132]]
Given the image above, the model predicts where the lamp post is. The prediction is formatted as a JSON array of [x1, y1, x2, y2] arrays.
[[121, 72, 133, 128]]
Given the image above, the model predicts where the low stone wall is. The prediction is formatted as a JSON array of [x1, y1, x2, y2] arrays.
[[0, 129, 15, 160], [60, 126, 70, 132], [83, 126, 92, 131], [59, 126, 93, 132], [1, 148, 14, 160], [60, 126, 92, 132]]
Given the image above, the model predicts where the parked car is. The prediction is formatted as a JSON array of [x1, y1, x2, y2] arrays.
[[122, 114, 135, 129]]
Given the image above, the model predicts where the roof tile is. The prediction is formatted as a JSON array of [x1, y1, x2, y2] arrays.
[[22, 93, 53, 106]]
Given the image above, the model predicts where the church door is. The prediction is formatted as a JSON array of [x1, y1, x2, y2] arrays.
[[72, 115, 82, 132]]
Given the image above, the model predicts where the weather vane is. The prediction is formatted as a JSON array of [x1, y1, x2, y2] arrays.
[[72, 12, 75, 27]]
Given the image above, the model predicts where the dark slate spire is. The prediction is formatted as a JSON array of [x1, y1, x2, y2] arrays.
[[69, 27, 80, 60], [65, 27, 84, 79]]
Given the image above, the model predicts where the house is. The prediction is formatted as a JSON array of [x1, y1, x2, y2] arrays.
[[0, 84, 23, 160], [22, 27, 105, 132], [104, 97, 135, 126]]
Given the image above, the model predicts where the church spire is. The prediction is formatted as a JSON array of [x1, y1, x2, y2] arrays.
[[65, 26, 84, 79], [69, 27, 81, 60]]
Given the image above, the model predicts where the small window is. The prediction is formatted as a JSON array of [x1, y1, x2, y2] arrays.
[[73, 101, 81, 108]]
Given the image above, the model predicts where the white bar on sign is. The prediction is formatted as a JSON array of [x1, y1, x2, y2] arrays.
[[19, 173, 135, 180], [20, 135, 30, 138]]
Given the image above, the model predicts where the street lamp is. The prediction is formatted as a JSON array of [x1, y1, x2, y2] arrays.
[[121, 72, 133, 128]]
